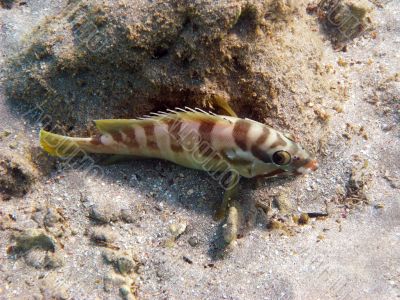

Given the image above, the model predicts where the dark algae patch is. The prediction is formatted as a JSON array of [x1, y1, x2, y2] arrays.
[[7, 229, 56, 256], [0, 150, 38, 200]]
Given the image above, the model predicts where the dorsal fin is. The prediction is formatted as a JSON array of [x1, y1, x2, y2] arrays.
[[93, 119, 147, 134], [94, 108, 237, 134]]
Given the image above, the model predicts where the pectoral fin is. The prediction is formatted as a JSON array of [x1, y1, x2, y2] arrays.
[[214, 172, 240, 221]]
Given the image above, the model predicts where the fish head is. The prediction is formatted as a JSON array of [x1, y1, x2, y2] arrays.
[[250, 127, 318, 178]]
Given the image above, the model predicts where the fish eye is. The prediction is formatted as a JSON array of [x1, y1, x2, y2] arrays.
[[272, 150, 291, 165]]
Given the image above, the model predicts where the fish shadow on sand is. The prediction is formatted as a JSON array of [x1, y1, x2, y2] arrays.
[[89, 156, 298, 259], [5, 99, 298, 259]]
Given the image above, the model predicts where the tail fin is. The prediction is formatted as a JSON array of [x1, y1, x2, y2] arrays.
[[40, 129, 85, 157]]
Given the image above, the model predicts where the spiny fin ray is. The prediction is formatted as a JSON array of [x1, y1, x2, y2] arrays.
[[90, 108, 236, 135]]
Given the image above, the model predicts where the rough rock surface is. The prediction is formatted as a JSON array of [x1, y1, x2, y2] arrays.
[[4, 0, 343, 152]]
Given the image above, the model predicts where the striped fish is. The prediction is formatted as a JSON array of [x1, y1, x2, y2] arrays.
[[39, 108, 318, 180]]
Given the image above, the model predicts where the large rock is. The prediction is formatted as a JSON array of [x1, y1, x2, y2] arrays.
[[5, 0, 342, 154]]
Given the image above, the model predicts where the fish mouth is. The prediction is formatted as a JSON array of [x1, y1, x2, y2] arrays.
[[304, 159, 319, 171], [295, 159, 318, 175]]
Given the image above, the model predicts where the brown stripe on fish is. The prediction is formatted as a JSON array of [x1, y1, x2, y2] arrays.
[[111, 131, 123, 143], [233, 120, 251, 151], [198, 142, 214, 157], [165, 118, 183, 152], [255, 127, 270, 146], [269, 133, 287, 149], [250, 144, 272, 163], [198, 120, 215, 144], [122, 128, 139, 147], [90, 134, 102, 145], [143, 124, 158, 150]]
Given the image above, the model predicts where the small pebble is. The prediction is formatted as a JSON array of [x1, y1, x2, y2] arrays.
[[44, 252, 65, 269], [24, 249, 47, 269], [337, 57, 348, 67], [90, 227, 116, 245], [8, 142, 18, 149], [169, 222, 187, 239], [54, 289, 69, 300], [44, 208, 61, 227], [0, 130, 11, 138], [120, 209, 136, 223], [102, 250, 136, 275], [188, 236, 199, 247], [103, 272, 126, 293], [183, 256, 193, 264], [119, 285, 130, 296], [333, 103, 344, 113], [119, 285, 135, 300], [89, 205, 118, 223], [273, 193, 292, 214], [382, 124, 394, 132], [293, 213, 310, 225]]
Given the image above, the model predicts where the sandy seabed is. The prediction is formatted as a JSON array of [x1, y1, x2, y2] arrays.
[[0, 0, 399, 299]]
